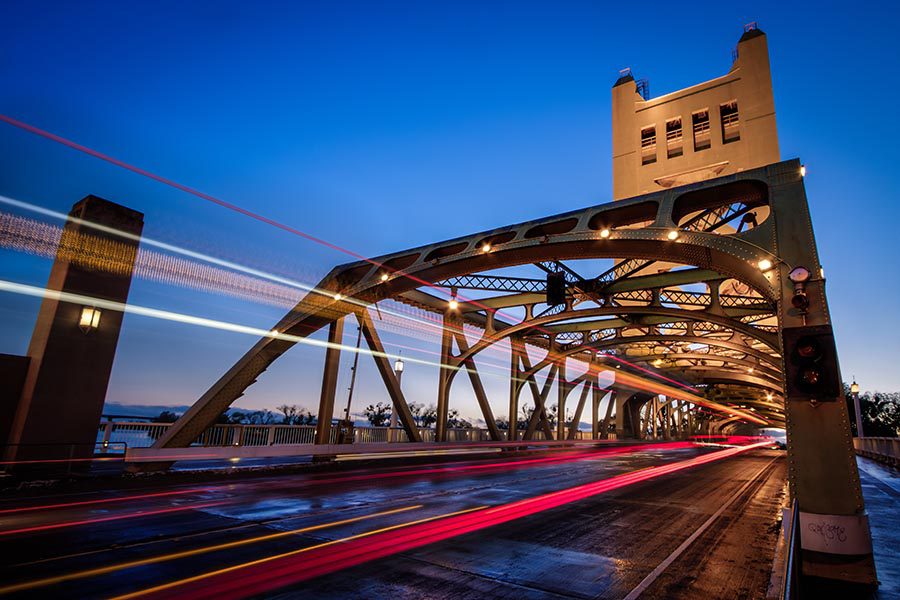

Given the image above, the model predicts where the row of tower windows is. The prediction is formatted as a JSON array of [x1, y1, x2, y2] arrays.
[[640, 101, 740, 165]]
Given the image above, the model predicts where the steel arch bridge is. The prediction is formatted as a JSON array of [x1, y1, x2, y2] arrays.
[[151, 159, 869, 578]]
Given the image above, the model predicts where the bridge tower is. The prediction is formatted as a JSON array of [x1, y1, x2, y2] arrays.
[[612, 23, 779, 201], [3, 196, 143, 468], [612, 24, 877, 589]]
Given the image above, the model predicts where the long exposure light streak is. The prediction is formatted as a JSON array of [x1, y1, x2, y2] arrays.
[[0, 116, 703, 393], [0, 195, 449, 340], [0, 504, 422, 595], [0, 501, 225, 537], [297, 442, 693, 485], [0, 488, 209, 516], [112, 505, 488, 600], [120, 442, 770, 599], [0, 198, 702, 403], [0, 197, 537, 380], [0, 278, 759, 422], [0, 278, 464, 375]]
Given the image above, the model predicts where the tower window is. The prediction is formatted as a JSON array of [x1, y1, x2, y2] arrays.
[[666, 118, 683, 158], [641, 126, 657, 165], [720, 101, 740, 143], [692, 110, 711, 151]]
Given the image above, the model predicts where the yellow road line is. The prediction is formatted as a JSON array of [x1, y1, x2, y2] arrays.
[[113, 505, 487, 600], [0, 504, 422, 595]]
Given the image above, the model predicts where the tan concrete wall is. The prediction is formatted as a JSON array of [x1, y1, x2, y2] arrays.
[[612, 29, 779, 200]]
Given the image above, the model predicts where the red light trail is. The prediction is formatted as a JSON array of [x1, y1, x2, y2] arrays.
[[0, 501, 224, 537], [121, 441, 770, 599], [0, 488, 210, 516]]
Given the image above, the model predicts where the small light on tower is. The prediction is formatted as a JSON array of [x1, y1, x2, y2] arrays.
[[79, 306, 101, 333]]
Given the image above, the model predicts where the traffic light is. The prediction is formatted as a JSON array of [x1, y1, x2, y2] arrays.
[[546, 272, 566, 306], [781, 324, 841, 401]]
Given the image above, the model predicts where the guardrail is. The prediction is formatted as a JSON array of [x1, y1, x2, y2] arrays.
[[97, 421, 613, 452], [782, 498, 802, 600], [853, 436, 900, 467]]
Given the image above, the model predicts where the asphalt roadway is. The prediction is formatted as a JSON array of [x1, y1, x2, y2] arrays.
[[0, 442, 786, 599]]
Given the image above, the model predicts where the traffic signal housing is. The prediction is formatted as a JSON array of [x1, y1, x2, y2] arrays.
[[546, 272, 567, 306], [781, 324, 841, 401]]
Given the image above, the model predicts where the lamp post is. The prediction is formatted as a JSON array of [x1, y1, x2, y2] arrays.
[[850, 378, 864, 438], [389, 355, 403, 441]]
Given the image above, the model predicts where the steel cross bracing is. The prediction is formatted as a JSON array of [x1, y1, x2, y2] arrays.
[[154, 164, 800, 453], [145, 159, 873, 582]]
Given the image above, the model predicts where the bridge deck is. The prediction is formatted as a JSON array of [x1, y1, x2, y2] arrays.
[[0, 444, 788, 599]]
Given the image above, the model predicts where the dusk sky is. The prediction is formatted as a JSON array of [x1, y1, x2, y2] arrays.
[[1, 1, 898, 422]]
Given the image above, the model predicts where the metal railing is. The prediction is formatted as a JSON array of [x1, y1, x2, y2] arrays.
[[97, 421, 610, 451], [853, 436, 900, 466], [782, 498, 802, 600]]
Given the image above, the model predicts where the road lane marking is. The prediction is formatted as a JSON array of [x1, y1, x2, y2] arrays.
[[111, 505, 487, 600], [622, 457, 779, 600], [0, 504, 423, 595]]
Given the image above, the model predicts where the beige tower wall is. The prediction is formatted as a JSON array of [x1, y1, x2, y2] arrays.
[[612, 28, 779, 200]]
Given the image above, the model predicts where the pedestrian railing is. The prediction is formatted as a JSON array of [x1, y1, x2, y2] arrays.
[[853, 436, 900, 467], [782, 498, 802, 600], [97, 420, 613, 451]]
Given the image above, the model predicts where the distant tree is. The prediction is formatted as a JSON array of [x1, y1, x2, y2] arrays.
[[242, 410, 278, 425], [419, 405, 438, 428], [153, 410, 179, 423], [844, 383, 900, 437], [407, 402, 437, 428], [520, 402, 535, 424], [226, 412, 247, 424], [276, 404, 316, 425], [447, 409, 472, 429], [495, 417, 510, 431], [363, 402, 392, 427]]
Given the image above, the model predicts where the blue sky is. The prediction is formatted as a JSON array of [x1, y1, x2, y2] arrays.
[[1, 1, 898, 421]]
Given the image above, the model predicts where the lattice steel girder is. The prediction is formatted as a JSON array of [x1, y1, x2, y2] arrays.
[[604, 267, 721, 293], [457, 287, 770, 313], [628, 353, 782, 380], [536, 306, 774, 335], [435, 273, 545, 294]]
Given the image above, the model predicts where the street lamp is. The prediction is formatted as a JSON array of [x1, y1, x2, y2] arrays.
[[79, 306, 101, 333], [850, 378, 864, 438], [394, 356, 404, 383], [389, 355, 404, 441]]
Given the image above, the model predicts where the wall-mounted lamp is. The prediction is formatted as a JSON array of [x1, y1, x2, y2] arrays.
[[79, 306, 101, 333]]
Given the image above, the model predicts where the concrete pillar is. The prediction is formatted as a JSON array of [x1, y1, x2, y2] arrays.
[[5, 196, 143, 468]]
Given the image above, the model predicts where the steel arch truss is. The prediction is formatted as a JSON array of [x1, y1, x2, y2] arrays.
[[152, 159, 852, 503]]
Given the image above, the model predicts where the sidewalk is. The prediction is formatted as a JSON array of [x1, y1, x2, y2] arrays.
[[858, 456, 900, 598]]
